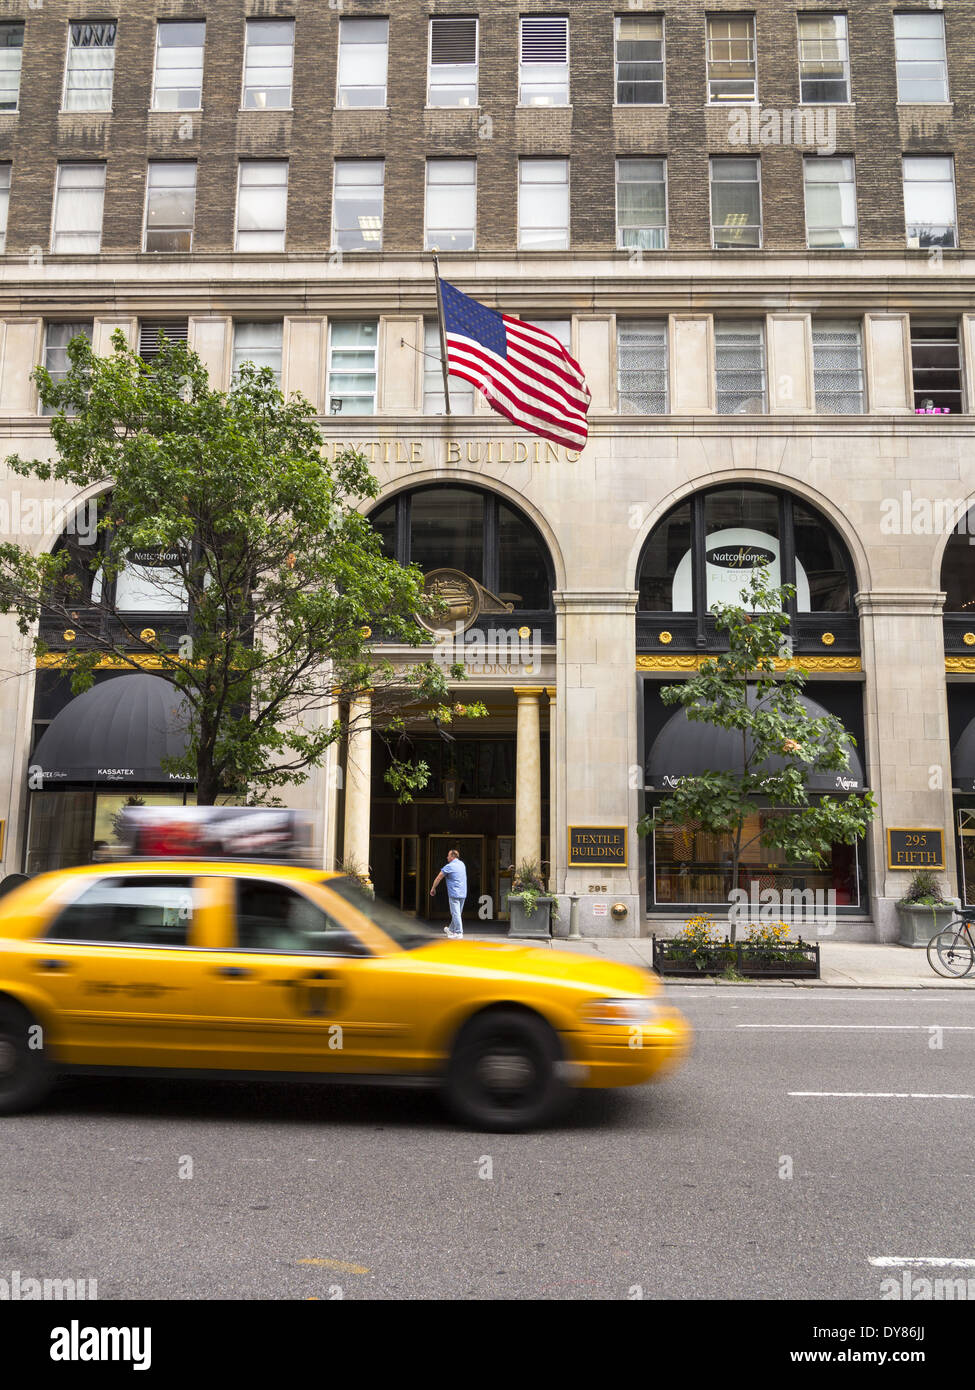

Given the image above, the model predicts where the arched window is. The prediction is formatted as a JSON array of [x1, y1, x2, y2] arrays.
[[940, 506, 975, 661], [369, 485, 554, 613], [636, 485, 857, 654]]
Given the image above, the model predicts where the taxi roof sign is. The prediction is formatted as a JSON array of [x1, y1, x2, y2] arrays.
[[114, 807, 315, 864]]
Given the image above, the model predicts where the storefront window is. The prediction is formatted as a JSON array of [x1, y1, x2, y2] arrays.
[[498, 501, 550, 609], [639, 502, 692, 611], [793, 500, 851, 611], [652, 811, 860, 908], [409, 488, 484, 578], [25, 789, 94, 875]]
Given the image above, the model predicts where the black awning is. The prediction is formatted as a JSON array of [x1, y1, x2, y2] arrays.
[[646, 690, 865, 793], [31, 673, 193, 785]]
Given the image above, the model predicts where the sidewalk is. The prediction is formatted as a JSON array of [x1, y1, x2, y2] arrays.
[[466, 932, 975, 988]]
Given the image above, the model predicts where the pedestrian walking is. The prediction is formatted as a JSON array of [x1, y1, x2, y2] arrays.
[[431, 849, 467, 938]]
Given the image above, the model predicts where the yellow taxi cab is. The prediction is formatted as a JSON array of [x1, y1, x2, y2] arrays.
[[0, 856, 691, 1132]]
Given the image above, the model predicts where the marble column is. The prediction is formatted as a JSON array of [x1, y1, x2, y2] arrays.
[[545, 685, 557, 889], [514, 686, 543, 870], [342, 691, 372, 873]]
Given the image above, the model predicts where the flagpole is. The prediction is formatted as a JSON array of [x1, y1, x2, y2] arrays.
[[432, 254, 451, 416]]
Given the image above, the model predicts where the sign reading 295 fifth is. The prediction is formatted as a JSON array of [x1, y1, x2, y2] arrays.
[[886, 827, 945, 870], [568, 826, 627, 867]]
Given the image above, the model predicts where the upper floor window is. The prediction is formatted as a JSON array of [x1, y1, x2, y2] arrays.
[[152, 22, 205, 111], [242, 19, 294, 110], [138, 320, 189, 367], [804, 156, 857, 249], [615, 14, 664, 105], [797, 13, 850, 103], [894, 12, 949, 103], [0, 164, 9, 251], [518, 158, 569, 250], [714, 320, 767, 414], [41, 322, 93, 416], [910, 320, 963, 414], [327, 321, 378, 415], [706, 14, 756, 103], [233, 321, 283, 385], [144, 162, 197, 253], [428, 17, 478, 107], [337, 18, 388, 108], [903, 155, 956, 249], [63, 22, 116, 113], [812, 321, 864, 414], [710, 157, 761, 248], [616, 157, 667, 250], [332, 160, 384, 251], [618, 320, 668, 415], [519, 16, 569, 106], [425, 159, 476, 251], [236, 160, 288, 252], [0, 23, 24, 112], [52, 163, 106, 254], [423, 320, 475, 414]]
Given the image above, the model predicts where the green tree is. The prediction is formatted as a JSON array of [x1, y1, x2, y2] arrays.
[[0, 331, 484, 804], [637, 567, 876, 940]]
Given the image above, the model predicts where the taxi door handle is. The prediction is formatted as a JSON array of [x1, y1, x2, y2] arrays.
[[213, 966, 252, 979], [38, 958, 70, 972]]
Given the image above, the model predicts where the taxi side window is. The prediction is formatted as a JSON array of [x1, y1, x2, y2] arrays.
[[235, 880, 364, 955], [47, 876, 196, 947]]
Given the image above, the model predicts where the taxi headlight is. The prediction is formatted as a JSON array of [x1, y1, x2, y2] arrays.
[[579, 997, 662, 1026]]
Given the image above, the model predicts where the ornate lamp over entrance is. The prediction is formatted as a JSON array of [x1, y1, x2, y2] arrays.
[[443, 765, 460, 806]]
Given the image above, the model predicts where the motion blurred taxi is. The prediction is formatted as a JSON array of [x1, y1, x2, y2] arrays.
[[0, 810, 690, 1131]]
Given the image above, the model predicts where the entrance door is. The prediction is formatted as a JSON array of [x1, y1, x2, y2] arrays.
[[426, 835, 484, 920], [369, 835, 419, 914]]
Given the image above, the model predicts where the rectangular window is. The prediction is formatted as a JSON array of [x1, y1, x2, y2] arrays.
[[710, 157, 761, 248], [425, 159, 476, 251], [337, 18, 389, 108], [519, 16, 569, 106], [706, 14, 757, 103], [518, 158, 569, 250], [63, 21, 116, 112], [0, 164, 11, 252], [797, 13, 849, 103], [236, 160, 288, 251], [233, 321, 283, 384], [428, 17, 477, 107], [327, 321, 378, 415], [616, 157, 667, 250], [618, 319, 668, 414], [523, 318, 571, 350], [0, 22, 24, 112], [138, 319, 189, 365], [423, 319, 475, 414], [903, 155, 956, 248], [41, 321, 93, 416], [803, 156, 857, 248], [52, 163, 106, 253], [910, 320, 963, 414], [714, 320, 767, 414], [615, 14, 664, 105], [895, 12, 948, 103], [332, 160, 384, 251], [144, 162, 197, 253], [242, 19, 294, 110], [812, 320, 864, 413], [152, 21, 205, 111]]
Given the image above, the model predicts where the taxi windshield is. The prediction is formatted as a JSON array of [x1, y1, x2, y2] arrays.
[[325, 877, 438, 950]]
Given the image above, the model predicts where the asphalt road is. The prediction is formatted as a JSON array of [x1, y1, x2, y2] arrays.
[[1, 986, 973, 1300]]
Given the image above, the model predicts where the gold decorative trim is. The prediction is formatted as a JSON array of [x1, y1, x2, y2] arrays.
[[964, 632, 975, 647], [62, 629, 76, 642], [946, 657, 975, 673], [658, 630, 673, 644], [821, 632, 835, 646], [37, 653, 172, 670], [637, 654, 862, 673], [139, 627, 157, 643]]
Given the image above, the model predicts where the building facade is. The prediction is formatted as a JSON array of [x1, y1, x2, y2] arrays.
[[1, 0, 975, 938]]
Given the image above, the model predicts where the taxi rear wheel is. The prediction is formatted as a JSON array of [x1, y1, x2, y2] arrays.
[[444, 1008, 569, 1132], [0, 1002, 54, 1115]]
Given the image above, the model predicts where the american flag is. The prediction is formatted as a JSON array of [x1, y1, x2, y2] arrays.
[[437, 277, 591, 451]]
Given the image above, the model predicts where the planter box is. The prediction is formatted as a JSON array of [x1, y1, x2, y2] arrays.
[[651, 936, 820, 979], [895, 902, 957, 949], [508, 896, 553, 939]]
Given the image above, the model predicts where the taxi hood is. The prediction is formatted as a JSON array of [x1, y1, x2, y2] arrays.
[[411, 938, 659, 997]]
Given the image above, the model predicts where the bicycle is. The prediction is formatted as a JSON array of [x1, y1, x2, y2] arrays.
[[927, 910, 975, 978]]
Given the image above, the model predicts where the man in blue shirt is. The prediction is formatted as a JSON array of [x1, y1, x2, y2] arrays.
[[431, 849, 467, 938]]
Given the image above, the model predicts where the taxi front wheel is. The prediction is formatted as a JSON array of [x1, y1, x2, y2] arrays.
[[0, 1002, 54, 1115], [444, 1008, 570, 1132]]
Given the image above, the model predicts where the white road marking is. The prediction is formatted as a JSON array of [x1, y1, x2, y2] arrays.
[[739, 1023, 975, 1030], [789, 1090, 975, 1099], [869, 1257, 975, 1269]]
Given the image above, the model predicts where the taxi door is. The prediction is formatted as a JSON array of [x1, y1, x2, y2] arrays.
[[21, 870, 232, 1069], [192, 874, 421, 1077]]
